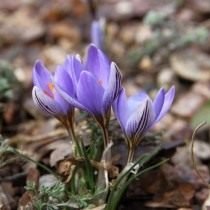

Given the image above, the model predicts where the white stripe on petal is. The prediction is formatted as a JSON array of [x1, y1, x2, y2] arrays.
[[32, 86, 63, 116]]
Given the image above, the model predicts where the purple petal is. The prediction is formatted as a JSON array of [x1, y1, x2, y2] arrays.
[[125, 99, 155, 141], [85, 44, 110, 86], [55, 83, 86, 111], [91, 20, 103, 49], [33, 60, 52, 95], [54, 64, 75, 96], [65, 55, 83, 88], [153, 88, 165, 119], [103, 62, 122, 113], [77, 71, 104, 116], [155, 86, 175, 122], [32, 86, 63, 116], [113, 88, 128, 130], [54, 66, 75, 113], [127, 91, 149, 117]]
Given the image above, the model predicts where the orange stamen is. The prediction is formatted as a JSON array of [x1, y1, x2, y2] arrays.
[[48, 83, 55, 92], [44, 82, 54, 98], [98, 79, 103, 86]]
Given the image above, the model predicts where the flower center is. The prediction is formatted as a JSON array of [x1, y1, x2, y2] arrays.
[[48, 82, 55, 92], [44, 82, 55, 98], [98, 79, 103, 86]]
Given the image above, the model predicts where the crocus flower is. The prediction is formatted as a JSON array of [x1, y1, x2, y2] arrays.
[[56, 44, 122, 128], [91, 20, 104, 49], [113, 86, 175, 148], [32, 60, 74, 121]]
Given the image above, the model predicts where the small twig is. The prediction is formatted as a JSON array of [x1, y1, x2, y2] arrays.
[[10, 148, 59, 179], [97, 141, 113, 190], [191, 121, 209, 187], [0, 172, 26, 181], [8, 129, 67, 145]]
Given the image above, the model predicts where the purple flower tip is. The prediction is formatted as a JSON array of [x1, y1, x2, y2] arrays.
[[91, 20, 104, 49]]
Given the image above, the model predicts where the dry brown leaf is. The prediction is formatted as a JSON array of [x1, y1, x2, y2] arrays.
[[49, 141, 72, 167], [172, 92, 206, 118], [18, 168, 39, 210], [146, 183, 195, 208], [84, 204, 106, 210], [171, 50, 210, 82], [0, 8, 45, 43]]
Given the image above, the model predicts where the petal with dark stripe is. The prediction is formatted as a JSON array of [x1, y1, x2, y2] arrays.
[[125, 99, 154, 143], [32, 86, 63, 116], [103, 62, 122, 113]]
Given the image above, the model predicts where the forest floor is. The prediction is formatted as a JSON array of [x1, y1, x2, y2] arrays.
[[1, 0, 210, 209]]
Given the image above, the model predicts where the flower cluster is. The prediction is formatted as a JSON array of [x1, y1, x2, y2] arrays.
[[32, 44, 175, 158], [32, 43, 175, 209]]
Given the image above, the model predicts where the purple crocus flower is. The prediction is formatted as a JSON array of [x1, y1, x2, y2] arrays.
[[32, 60, 74, 120], [113, 86, 175, 148], [56, 44, 122, 127], [91, 20, 104, 49]]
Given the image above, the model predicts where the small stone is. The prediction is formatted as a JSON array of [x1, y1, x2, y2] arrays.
[[165, 118, 189, 139], [0, 8, 45, 43], [170, 50, 210, 81], [177, 8, 195, 22], [48, 22, 81, 44], [138, 56, 153, 71], [120, 25, 136, 45], [39, 175, 58, 188], [192, 82, 210, 100], [58, 38, 75, 51], [115, 1, 133, 16], [193, 140, 210, 160], [109, 40, 125, 58], [42, 46, 67, 65], [107, 23, 119, 40], [157, 68, 175, 87], [135, 24, 152, 44]]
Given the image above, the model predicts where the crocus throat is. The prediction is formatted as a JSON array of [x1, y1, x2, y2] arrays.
[[98, 79, 103, 86], [44, 82, 55, 98]]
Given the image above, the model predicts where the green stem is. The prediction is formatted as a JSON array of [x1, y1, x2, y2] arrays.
[[106, 147, 162, 210], [80, 139, 95, 192], [97, 125, 111, 189], [127, 146, 134, 164], [65, 114, 83, 157], [66, 115, 95, 192], [101, 125, 109, 148], [107, 160, 167, 210]]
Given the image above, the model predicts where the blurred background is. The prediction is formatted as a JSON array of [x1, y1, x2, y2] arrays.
[[1, 0, 210, 209]]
